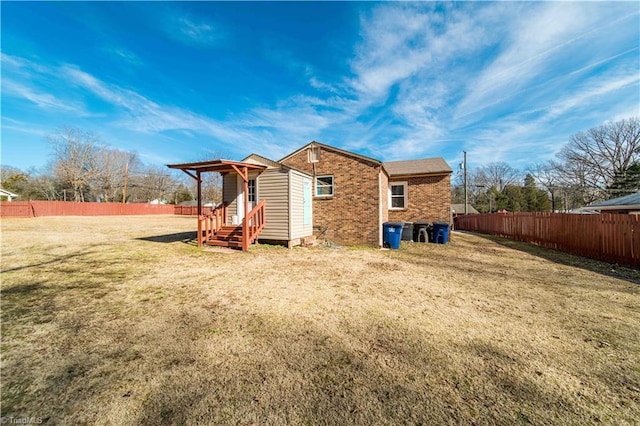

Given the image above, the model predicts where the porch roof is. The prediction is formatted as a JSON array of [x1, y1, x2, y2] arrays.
[[167, 159, 267, 175]]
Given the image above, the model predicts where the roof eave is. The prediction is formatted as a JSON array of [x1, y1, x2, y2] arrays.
[[279, 141, 382, 165], [582, 204, 640, 211], [388, 171, 453, 178], [167, 159, 267, 174]]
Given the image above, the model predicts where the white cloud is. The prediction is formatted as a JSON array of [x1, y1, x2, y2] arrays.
[[3, 2, 637, 170], [2, 55, 88, 115], [0, 117, 50, 137], [455, 3, 587, 120], [2, 79, 85, 114], [164, 13, 222, 47], [105, 47, 142, 66], [455, 3, 639, 123], [546, 73, 639, 119]]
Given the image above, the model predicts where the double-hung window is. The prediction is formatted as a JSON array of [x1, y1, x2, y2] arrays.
[[389, 182, 407, 209], [315, 175, 334, 197]]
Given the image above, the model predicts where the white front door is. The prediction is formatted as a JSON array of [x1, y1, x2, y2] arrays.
[[235, 175, 256, 223]]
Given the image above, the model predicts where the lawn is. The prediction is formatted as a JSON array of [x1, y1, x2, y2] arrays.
[[1, 216, 639, 425]]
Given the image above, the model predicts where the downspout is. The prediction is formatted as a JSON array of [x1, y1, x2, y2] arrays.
[[197, 170, 202, 247], [378, 167, 383, 247]]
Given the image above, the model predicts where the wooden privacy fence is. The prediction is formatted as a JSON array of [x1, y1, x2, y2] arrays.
[[173, 205, 214, 216], [454, 213, 639, 268], [0, 201, 175, 218]]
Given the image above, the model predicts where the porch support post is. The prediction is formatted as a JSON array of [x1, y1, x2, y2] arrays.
[[242, 166, 249, 251], [197, 171, 202, 216], [196, 170, 202, 247]]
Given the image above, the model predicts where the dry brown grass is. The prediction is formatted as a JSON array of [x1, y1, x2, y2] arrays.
[[1, 216, 639, 425]]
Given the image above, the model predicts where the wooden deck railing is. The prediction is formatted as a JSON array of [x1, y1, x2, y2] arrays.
[[197, 204, 227, 247], [243, 200, 266, 251]]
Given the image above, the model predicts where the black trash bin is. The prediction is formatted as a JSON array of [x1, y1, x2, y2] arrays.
[[401, 222, 413, 241], [413, 221, 431, 243]]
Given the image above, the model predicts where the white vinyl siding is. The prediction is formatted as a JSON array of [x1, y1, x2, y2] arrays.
[[256, 169, 290, 240], [223, 173, 237, 222], [222, 166, 314, 244], [389, 182, 407, 210]]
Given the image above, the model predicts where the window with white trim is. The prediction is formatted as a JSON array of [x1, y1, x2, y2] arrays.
[[248, 179, 256, 203], [315, 175, 334, 197], [389, 182, 407, 209]]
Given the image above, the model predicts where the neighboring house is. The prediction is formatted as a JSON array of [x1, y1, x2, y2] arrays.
[[168, 141, 452, 249], [280, 141, 451, 246], [451, 203, 479, 216], [582, 192, 640, 215], [0, 188, 18, 202]]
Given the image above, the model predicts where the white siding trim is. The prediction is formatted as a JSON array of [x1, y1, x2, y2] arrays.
[[378, 170, 383, 247]]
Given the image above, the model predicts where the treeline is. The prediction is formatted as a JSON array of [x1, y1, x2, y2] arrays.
[[453, 117, 640, 212], [1, 126, 222, 204]]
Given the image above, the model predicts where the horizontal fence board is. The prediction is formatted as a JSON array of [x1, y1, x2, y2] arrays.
[[173, 206, 214, 216], [454, 213, 639, 268], [1, 201, 175, 217]]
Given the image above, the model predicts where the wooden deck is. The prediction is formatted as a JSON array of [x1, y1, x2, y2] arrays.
[[167, 159, 268, 252]]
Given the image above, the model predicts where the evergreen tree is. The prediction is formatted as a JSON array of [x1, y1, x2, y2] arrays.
[[523, 174, 538, 211], [607, 163, 640, 198]]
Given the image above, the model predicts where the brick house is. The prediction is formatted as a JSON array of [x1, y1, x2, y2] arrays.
[[280, 141, 452, 246], [169, 141, 451, 249]]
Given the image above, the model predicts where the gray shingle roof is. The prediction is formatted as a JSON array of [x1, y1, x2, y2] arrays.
[[451, 204, 479, 214], [383, 158, 452, 176], [588, 192, 640, 207]]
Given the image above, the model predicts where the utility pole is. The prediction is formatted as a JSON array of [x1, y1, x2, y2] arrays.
[[463, 151, 468, 215]]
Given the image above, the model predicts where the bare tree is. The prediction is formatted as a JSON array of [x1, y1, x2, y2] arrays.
[[128, 165, 174, 202], [557, 117, 640, 201], [0, 165, 28, 194], [476, 162, 521, 192], [25, 173, 63, 201], [94, 148, 138, 202], [48, 126, 100, 202]]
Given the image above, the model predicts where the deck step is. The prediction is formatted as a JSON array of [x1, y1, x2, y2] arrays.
[[206, 239, 243, 248], [205, 225, 244, 248]]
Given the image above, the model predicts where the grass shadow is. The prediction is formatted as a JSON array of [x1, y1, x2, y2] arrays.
[[137, 231, 197, 244], [468, 232, 640, 285], [1, 248, 101, 273]]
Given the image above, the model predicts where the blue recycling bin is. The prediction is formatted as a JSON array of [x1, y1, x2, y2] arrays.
[[383, 222, 403, 249], [432, 222, 450, 244]]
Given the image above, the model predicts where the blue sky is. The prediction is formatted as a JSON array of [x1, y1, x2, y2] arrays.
[[2, 1, 639, 174]]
